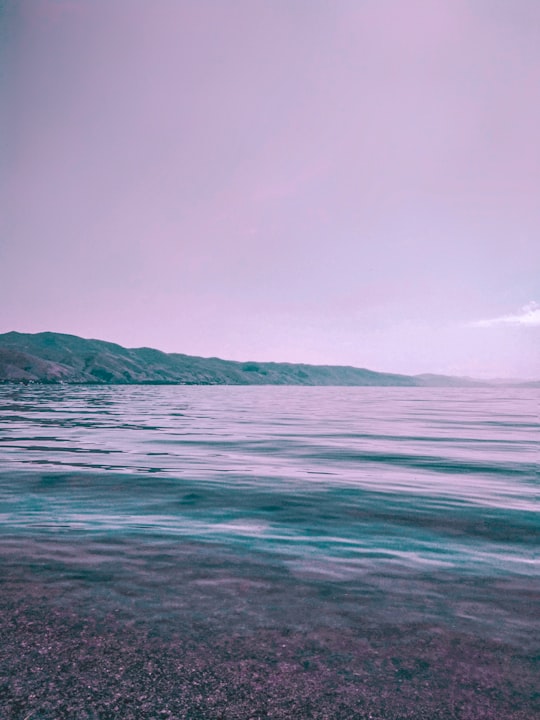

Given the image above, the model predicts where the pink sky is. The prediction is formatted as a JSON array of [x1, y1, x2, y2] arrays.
[[2, 0, 539, 377]]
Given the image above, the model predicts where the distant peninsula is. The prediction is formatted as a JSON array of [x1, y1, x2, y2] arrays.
[[0, 331, 530, 387]]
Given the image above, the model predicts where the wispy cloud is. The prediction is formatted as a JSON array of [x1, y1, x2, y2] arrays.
[[471, 301, 540, 328]]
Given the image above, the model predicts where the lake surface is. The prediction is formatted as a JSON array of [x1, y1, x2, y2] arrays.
[[0, 385, 538, 719]]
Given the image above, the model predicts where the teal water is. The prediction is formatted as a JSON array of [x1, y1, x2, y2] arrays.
[[0, 385, 538, 646]]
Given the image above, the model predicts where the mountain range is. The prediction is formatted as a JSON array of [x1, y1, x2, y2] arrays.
[[0, 332, 534, 386]]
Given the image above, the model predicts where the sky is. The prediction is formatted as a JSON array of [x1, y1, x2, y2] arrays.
[[1, 0, 539, 378]]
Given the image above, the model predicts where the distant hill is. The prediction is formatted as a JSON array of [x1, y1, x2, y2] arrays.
[[0, 331, 506, 386]]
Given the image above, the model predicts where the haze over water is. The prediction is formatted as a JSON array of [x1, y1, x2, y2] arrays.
[[2, 1, 539, 714]]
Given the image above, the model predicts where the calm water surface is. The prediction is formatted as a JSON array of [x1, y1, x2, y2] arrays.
[[0, 385, 538, 644]]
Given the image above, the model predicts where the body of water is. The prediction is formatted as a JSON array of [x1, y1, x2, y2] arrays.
[[0, 385, 538, 719]]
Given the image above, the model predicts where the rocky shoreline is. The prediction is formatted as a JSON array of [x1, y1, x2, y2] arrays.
[[1, 552, 537, 720]]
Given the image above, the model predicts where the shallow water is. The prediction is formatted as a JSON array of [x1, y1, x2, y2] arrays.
[[1, 386, 538, 623], [0, 385, 539, 718]]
